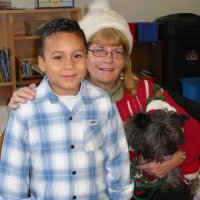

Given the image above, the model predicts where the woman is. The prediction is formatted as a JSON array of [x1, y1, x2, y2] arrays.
[[8, 0, 200, 199]]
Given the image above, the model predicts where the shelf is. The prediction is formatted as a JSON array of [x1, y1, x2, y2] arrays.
[[14, 35, 40, 40], [0, 8, 81, 14], [0, 82, 13, 86], [17, 78, 42, 86], [20, 75, 43, 79]]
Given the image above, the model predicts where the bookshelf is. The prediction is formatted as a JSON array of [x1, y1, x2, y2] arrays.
[[0, 8, 81, 104]]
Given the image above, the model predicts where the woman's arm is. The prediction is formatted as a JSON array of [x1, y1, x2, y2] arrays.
[[8, 83, 36, 109], [136, 150, 185, 178], [163, 89, 200, 166], [144, 80, 200, 176], [135, 80, 200, 178]]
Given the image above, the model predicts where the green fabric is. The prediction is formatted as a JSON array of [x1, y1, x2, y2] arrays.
[[105, 80, 124, 102], [130, 155, 164, 200], [131, 170, 163, 200]]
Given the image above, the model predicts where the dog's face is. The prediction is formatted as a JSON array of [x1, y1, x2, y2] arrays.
[[125, 110, 189, 162]]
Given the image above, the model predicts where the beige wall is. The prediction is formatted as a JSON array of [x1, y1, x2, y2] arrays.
[[74, 0, 200, 22]]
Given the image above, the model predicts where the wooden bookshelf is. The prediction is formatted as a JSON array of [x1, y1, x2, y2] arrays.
[[0, 8, 81, 104]]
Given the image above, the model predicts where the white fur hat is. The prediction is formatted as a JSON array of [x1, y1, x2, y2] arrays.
[[79, 0, 133, 54]]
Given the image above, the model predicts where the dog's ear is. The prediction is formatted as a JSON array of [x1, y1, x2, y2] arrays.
[[173, 113, 189, 127], [179, 114, 189, 126], [124, 112, 151, 150], [133, 112, 151, 128]]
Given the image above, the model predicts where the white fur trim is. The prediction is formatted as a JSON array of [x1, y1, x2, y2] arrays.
[[146, 100, 177, 112], [79, 0, 133, 54], [184, 171, 199, 180], [144, 80, 149, 99]]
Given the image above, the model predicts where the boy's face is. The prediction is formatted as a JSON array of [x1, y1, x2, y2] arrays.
[[39, 32, 87, 96]]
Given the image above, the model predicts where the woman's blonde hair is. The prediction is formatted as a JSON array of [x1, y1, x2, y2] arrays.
[[87, 28, 139, 96]]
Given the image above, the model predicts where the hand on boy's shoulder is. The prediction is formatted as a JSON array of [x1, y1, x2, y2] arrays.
[[8, 83, 36, 110]]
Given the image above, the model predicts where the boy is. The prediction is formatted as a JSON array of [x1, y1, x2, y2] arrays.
[[0, 18, 133, 199]]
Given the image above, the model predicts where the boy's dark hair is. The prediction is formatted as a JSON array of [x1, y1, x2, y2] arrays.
[[39, 18, 87, 57]]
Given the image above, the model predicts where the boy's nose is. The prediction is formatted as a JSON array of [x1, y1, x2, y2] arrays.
[[64, 59, 74, 69]]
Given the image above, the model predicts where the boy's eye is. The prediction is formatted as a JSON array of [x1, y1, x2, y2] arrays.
[[74, 54, 83, 58], [54, 56, 62, 60]]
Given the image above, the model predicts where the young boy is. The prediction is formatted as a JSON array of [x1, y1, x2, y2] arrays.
[[0, 18, 133, 199]]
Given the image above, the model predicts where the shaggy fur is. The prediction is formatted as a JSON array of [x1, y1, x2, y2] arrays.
[[125, 110, 200, 198]]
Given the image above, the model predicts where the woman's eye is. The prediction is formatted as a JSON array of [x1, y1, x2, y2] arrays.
[[95, 48, 105, 52], [115, 50, 124, 55]]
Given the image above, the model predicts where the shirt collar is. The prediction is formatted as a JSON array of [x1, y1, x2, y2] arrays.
[[33, 75, 105, 105]]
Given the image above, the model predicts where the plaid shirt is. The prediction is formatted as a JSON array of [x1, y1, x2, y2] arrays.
[[0, 76, 133, 200]]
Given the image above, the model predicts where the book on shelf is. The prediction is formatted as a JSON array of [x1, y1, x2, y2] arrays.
[[17, 58, 44, 81], [31, 64, 44, 75], [3, 48, 10, 77], [0, 48, 11, 83], [0, 71, 3, 83]]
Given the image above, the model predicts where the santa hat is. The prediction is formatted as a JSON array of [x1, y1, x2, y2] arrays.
[[79, 0, 133, 54]]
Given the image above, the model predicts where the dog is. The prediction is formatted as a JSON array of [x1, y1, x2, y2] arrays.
[[124, 100, 200, 200]]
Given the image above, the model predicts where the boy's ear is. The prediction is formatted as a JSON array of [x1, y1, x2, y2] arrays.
[[38, 55, 46, 73]]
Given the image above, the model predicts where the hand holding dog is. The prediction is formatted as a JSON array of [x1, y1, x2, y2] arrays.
[[135, 151, 184, 178]]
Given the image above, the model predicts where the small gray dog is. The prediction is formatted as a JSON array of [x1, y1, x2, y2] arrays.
[[125, 107, 200, 199]]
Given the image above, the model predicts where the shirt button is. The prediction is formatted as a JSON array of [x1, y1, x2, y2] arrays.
[[71, 145, 74, 149], [69, 116, 72, 120], [73, 196, 76, 199], [72, 171, 76, 175]]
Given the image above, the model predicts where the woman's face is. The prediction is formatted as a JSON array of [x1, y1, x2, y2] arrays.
[[87, 43, 125, 90]]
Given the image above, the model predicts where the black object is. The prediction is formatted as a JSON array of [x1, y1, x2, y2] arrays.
[[165, 87, 200, 122], [155, 13, 200, 94]]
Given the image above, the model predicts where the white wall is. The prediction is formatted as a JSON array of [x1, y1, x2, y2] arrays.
[[74, 0, 200, 22]]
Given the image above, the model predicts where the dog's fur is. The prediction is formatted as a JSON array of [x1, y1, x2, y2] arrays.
[[125, 109, 200, 198]]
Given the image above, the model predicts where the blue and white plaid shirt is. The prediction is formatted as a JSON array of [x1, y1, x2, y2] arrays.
[[0, 76, 133, 200]]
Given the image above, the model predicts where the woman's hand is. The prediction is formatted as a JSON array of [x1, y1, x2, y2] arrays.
[[8, 83, 37, 109], [135, 151, 184, 178]]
